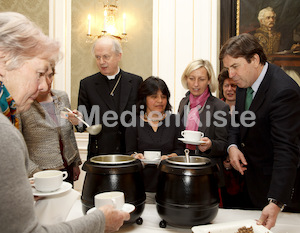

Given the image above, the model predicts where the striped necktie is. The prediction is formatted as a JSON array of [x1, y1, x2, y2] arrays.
[[245, 87, 254, 110]]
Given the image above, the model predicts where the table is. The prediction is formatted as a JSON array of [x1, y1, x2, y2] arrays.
[[67, 199, 300, 233]]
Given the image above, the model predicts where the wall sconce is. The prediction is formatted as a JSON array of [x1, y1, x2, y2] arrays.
[[86, 0, 127, 43]]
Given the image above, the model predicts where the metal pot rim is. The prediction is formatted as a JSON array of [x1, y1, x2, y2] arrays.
[[166, 156, 210, 166], [90, 154, 135, 164]]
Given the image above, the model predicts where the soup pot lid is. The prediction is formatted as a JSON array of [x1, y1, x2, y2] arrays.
[[166, 156, 210, 166], [90, 154, 135, 164]]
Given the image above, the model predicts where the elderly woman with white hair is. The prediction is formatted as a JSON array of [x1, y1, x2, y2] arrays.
[[178, 59, 230, 190], [0, 11, 128, 233]]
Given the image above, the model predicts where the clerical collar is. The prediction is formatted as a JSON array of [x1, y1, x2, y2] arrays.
[[106, 68, 120, 80]]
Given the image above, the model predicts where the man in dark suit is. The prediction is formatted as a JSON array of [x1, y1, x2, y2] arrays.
[[219, 33, 300, 230], [75, 36, 142, 159]]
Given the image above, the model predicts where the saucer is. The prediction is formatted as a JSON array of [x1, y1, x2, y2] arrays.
[[121, 203, 135, 213], [178, 138, 205, 145], [32, 181, 72, 197], [87, 203, 135, 214], [140, 158, 160, 164]]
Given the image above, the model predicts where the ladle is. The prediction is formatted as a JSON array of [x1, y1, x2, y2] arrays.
[[184, 149, 190, 163], [64, 107, 102, 135]]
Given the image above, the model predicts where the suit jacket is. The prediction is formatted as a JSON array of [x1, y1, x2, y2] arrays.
[[229, 63, 300, 208], [178, 92, 230, 186], [77, 70, 143, 159]]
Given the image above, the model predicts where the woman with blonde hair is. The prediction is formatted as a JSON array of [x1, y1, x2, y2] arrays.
[[178, 59, 230, 190]]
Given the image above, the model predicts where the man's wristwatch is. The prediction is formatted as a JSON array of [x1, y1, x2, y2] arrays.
[[268, 198, 285, 211]]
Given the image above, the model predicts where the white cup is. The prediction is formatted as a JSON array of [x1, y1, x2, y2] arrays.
[[94, 191, 125, 210], [144, 151, 161, 160], [181, 130, 204, 141], [29, 170, 68, 192]]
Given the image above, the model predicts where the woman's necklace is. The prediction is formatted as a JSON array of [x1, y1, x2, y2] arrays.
[[144, 112, 166, 122]]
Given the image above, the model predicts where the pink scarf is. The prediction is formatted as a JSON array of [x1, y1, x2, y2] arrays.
[[186, 87, 210, 149]]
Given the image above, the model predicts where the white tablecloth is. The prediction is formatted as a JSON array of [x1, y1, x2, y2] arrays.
[[35, 189, 80, 224], [67, 199, 300, 233]]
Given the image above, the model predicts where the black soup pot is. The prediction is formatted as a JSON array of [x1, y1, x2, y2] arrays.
[[156, 156, 219, 228], [81, 155, 146, 224]]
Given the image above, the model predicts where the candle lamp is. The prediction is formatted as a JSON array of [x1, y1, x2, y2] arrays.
[[86, 0, 128, 43]]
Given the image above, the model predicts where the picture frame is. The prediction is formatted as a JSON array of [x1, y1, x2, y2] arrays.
[[237, 0, 300, 51], [221, 0, 300, 69]]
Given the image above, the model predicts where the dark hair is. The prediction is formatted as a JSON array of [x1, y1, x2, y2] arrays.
[[217, 68, 229, 99], [219, 33, 267, 65], [136, 76, 172, 113]]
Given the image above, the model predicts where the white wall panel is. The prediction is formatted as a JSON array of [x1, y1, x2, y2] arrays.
[[152, 0, 159, 76], [153, 0, 220, 112], [49, 0, 71, 98], [211, 0, 220, 74], [195, 1, 211, 61], [153, 0, 176, 110], [175, 0, 194, 111]]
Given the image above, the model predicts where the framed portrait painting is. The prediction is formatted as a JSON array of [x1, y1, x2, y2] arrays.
[[221, 0, 300, 71], [237, 0, 300, 53]]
